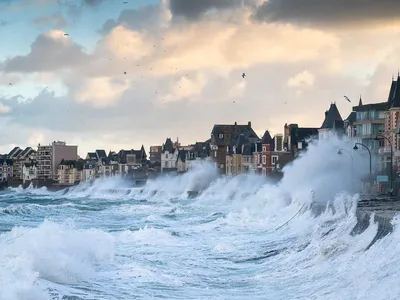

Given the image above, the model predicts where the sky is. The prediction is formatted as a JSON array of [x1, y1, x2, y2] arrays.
[[1, 0, 400, 156]]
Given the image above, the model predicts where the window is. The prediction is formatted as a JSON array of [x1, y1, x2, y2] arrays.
[[272, 156, 278, 165], [262, 146, 266, 152], [164, 162, 168, 167], [219, 134, 224, 139], [165, 154, 168, 158], [262, 155, 266, 164]]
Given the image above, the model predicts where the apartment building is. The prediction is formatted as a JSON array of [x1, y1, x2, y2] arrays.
[[37, 141, 78, 180]]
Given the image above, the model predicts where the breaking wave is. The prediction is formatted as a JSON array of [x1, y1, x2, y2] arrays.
[[0, 137, 398, 300]]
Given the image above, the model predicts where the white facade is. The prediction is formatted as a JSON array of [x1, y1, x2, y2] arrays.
[[161, 149, 178, 171], [22, 163, 37, 183]]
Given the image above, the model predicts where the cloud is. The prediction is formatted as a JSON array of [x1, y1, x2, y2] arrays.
[[0, 103, 11, 113], [101, 3, 171, 34], [75, 76, 130, 107], [287, 71, 315, 89], [3, 30, 90, 73], [161, 73, 207, 103], [253, 0, 400, 28], [34, 13, 67, 28], [168, 0, 242, 20]]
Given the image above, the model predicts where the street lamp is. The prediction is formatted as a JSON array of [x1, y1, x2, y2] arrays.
[[375, 135, 393, 191], [353, 143, 372, 188], [338, 148, 354, 191]]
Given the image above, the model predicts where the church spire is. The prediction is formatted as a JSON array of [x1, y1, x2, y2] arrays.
[[358, 95, 363, 106]]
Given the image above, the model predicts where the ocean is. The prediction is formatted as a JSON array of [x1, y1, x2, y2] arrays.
[[0, 138, 399, 300]]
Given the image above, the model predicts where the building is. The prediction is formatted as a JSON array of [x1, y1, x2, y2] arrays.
[[210, 121, 259, 174], [352, 100, 386, 154], [37, 141, 78, 180], [176, 150, 189, 173], [82, 161, 97, 181], [318, 103, 344, 140], [7, 146, 36, 179], [22, 162, 38, 184], [0, 159, 13, 180], [149, 146, 162, 164], [57, 160, 84, 185], [283, 124, 319, 158], [161, 138, 178, 172]]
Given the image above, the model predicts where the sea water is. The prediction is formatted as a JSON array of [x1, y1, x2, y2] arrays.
[[1, 137, 399, 300]]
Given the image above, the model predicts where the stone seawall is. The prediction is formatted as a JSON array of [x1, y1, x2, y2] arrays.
[[311, 196, 399, 250]]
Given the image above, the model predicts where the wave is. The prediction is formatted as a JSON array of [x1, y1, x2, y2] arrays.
[[1, 136, 398, 299]]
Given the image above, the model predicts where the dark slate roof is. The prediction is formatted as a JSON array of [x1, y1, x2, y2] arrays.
[[211, 122, 259, 147], [321, 103, 343, 129], [260, 130, 272, 144], [163, 138, 174, 153], [24, 161, 37, 168], [95, 150, 107, 160], [177, 150, 188, 162], [388, 79, 396, 102], [8, 147, 21, 158], [242, 144, 255, 156], [389, 76, 400, 108], [59, 159, 84, 170], [345, 111, 356, 124], [20, 147, 35, 159], [87, 152, 97, 160], [287, 126, 319, 148], [0, 159, 13, 166]]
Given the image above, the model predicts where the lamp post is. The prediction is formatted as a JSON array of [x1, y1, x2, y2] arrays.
[[338, 148, 354, 191], [375, 135, 393, 191], [353, 143, 372, 188]]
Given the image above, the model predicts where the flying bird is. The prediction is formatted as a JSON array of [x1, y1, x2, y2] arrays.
[[344, 96, 351, 103], [64, 33, 69, 36], [242, 73, 246, 79], [124, 72, 126, 75], [123, 1, 128, 3]]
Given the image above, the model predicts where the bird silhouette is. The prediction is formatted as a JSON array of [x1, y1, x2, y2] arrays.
[[344, 96, 351, 103], [242, 73, 246, 79], [64, 33, 69, 36]]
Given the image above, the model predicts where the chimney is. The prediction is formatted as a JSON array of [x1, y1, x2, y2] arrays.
[[248, 121, 252, 128], [234, 121, 237, 126]]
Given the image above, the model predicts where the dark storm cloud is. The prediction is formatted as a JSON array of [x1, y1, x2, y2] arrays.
[[253, 0, 400, 27], [168, 0, 243, 20]]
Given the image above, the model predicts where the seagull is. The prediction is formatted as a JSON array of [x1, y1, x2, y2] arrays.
[[123, 1, 128, 3], [344, 95, 351, 103], [8, 83, 12, 86], [242, 73, 246, 79], [124, 72, 126, 75], [64, 33, 69, 36]]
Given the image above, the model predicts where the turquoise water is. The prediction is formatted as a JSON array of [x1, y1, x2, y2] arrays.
[[1, 139, 399, 300]]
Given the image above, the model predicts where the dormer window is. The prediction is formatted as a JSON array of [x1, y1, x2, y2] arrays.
[[219, 134, 224, 139], [262, 146, 266, 152]]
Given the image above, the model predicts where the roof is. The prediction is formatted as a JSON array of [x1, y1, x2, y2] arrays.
[[321, 103, 343, 129], [87, 152, 97, 160], [211, 122, 259, 147], [345, 111, 356, 124], [0, 159, 13, 165], [20, 147, 35, 159], [163, 138, 174, 153], [177, 149, 187, 162], [59, 159, 84, 170], [95, 150, 107, 160], [388, 76, 400, 108], [260, 130, 272, 144]]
